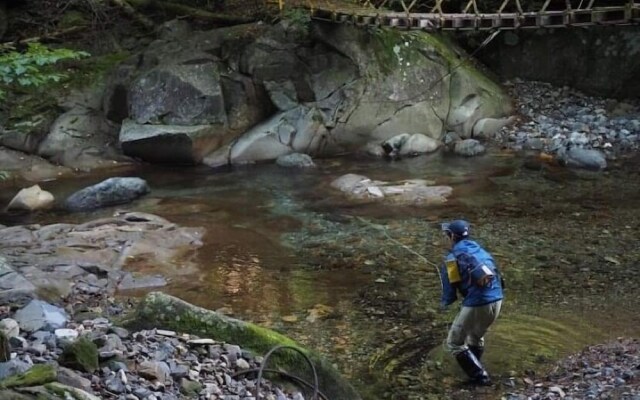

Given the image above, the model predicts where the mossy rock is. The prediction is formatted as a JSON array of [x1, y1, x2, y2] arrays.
[[128, 292, 362, 400], [44, 382, 100, 400], [0, 364, 57, 389], [58, 337, 99, 373]]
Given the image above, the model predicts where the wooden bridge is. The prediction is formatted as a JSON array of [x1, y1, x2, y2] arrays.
[[268, 0, 640, 30]]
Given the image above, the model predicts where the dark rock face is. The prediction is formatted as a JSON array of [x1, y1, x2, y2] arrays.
[[64, 177, 150, 211], [477, 26, 640, 99]]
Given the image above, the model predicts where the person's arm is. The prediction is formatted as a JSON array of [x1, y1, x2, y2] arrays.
[[440, 254, 461, 307]]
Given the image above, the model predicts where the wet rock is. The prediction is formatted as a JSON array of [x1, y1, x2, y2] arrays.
[[65, 177, 150, 211], [276, 153, 316, 168], [453, 139, 486, 157], [557, 146, 607, 171], [14, 300, 68, 333]]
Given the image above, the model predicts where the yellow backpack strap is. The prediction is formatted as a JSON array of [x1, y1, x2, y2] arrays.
[[445, 255, 461, 284]]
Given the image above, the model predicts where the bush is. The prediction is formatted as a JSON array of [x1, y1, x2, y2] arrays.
[[0, 43, 89, 100]]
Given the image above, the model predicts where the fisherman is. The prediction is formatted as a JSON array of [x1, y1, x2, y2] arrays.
[[439, 219, 504, 386]]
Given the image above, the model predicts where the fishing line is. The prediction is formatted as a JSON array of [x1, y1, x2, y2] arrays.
[[352, 216, 444, 291]]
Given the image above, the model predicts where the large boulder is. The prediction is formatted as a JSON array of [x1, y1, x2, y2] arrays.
[[129, 61, 227, 126], [119, 120, 228, 164], [0, 147, 72, 183], [37, 107, 125, 171], [130, 292, 362, 400], [105, 21, 511, 166], [64, 177, 150, 211]]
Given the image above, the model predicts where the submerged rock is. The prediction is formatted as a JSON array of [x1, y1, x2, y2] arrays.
[[557, 146, 607, 170], [331, 173, 452, 206]]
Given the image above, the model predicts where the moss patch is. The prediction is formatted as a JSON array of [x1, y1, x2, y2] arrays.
[[59, 337, 99, 373], [0, 364, 57, 389]]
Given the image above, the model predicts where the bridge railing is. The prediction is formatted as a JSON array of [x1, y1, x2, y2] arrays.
[[266, 0, 639, 30]]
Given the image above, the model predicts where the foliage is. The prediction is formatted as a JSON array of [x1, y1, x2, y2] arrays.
[[281, 7, 311, 35], [0, 43, 89, 100]]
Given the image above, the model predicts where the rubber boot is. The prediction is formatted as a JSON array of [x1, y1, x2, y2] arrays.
[[455, 349, 491, 386], [468, 345, 484, 361]]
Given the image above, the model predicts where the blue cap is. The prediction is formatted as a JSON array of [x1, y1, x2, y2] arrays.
[[441, 220, 470, 238]]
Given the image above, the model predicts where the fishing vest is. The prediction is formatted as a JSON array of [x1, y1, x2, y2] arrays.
[[444, 239, 503, 307]]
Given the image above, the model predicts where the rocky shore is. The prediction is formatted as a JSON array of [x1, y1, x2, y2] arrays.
[[496, 79, 640, 170], [0, 293, 312, 400], [504, 338, 639, 400]]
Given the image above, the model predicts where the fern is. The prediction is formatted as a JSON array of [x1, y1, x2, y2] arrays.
[[0, 43, 90, 99]]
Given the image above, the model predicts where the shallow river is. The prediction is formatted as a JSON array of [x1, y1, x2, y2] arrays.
[[5, 150, 640, 399]]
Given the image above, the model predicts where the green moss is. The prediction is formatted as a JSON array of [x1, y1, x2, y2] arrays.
[[129, 292, 361, 400], [0, 364, 57, 389], [59, 337, 99, 373]]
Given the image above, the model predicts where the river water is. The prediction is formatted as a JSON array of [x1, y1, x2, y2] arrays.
[[9, 149, 640, 399]]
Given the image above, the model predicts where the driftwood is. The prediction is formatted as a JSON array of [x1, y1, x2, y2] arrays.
[[0, 26, 86, 50], [109, 0, 156, 29], [127, 0, 255, 24]]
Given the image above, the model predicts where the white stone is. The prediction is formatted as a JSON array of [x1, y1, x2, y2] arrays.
[[55, 328, 79, 341], [6, 185, 55, 212], [0, 318, 19, 338]]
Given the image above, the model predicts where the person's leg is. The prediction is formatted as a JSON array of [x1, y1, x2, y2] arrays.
[[467, 300, 502, 359], [447, 307, 491, 385], [446, 306, 472, 356]]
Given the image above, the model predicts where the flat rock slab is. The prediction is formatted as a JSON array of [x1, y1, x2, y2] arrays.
[[0, 212, 204, 301], [331, 173, 453, 206]]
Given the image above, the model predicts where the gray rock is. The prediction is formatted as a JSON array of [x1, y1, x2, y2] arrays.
[[119, 120, 226, 165], [14, 300, 68, 332], [57, 366, 93, 392], [138, 360, 172, 383], [276, 153, 316, 168], [129, 62, 227, 126], [453, 139, 486, 157], [65, 177, 150, 211], [105, 375, 126, 394], [558, 146, 607, 171], [0, 359, 31, 380]]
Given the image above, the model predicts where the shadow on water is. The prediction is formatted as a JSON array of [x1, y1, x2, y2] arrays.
[[2, 151, 639, 399]]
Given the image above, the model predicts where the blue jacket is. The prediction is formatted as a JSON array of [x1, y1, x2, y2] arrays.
[[440, 239, 503, 307]]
